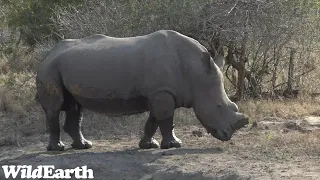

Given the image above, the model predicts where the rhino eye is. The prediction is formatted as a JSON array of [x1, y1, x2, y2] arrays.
[[217, 104, 222, 108]]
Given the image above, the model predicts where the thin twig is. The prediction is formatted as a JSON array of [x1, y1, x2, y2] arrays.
[[228, 0, 239, 14]]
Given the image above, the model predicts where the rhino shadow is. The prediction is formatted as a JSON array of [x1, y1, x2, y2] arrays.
[[0, 147, 249, 180]]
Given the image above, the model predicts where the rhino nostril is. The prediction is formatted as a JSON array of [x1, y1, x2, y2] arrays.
[[223, 131, 229, 138]]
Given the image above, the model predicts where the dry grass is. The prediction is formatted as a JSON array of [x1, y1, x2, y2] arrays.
[[238, 97, 320, 123], [0, 87, 25, 115], [261, 131, 320, 156]]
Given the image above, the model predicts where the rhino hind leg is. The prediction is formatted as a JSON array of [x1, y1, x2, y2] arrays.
[[139, 115, 160, 149], [148, 92, 182, 149], [36, 80, 65, 151], [45, 109, 65, 151], [63, 103, 92, 149]]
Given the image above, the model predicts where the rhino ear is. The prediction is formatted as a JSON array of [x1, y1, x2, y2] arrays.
[[202, 51, 212, 73], [213, 54, 225, 71]]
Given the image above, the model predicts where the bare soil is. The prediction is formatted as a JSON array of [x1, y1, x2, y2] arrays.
[[0, 120, 320, 180]]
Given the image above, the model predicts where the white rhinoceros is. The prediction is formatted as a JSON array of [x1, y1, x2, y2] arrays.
[[35, 30, 248, 151]]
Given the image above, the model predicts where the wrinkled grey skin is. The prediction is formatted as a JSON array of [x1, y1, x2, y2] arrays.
[[35, 30, 249, 151]]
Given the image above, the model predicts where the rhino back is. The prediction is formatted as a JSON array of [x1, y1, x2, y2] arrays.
[[38, 30, 207, 115], [57, 31, 184, 102]]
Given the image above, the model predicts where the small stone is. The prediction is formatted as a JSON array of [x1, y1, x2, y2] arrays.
[[284, 121, 299, 130], [251, 121, 258, 128], [281, 128, 289, 133], [192, 129, 204, 137], [299, 127, 312, 134]]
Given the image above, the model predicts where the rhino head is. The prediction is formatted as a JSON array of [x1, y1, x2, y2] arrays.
[[191, 51, 249, 141]]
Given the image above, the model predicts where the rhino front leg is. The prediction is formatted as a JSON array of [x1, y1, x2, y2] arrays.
[[139, 115, 160, 149], [63, 104, 92, 149], [149, 92, 182, 149], [158, 117, 182, 149]]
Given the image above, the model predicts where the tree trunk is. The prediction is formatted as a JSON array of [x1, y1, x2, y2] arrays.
[[287, 48, 296, 92], [236, 40, 247, 100], [272, 47, 280, 90], [226, 42, 259, 101]]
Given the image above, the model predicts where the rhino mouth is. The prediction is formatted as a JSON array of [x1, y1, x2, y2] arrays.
[[206, 128, 231, 141], [203, 117, 249, 141], [206, 128, 217, 136], [196, 118, 225, 138]]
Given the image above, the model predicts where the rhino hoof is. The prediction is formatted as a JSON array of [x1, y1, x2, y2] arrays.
[[139, 137, 160, 149], [71, 140, 93, 149], [160, 140, 182, 149], [46, 141, 65, 151]]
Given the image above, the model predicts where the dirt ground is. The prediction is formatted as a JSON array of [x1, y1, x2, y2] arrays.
[[0, 118, 320, 180]]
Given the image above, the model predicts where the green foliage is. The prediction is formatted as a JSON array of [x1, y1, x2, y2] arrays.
[[3, 0, 86, 46]]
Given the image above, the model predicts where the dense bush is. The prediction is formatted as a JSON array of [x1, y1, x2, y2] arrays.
[[53, 0, 210, 38], [3, 0, 85, 46], [0, 0, 320, 103]]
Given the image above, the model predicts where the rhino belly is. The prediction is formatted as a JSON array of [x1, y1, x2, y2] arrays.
[[73, 95, 149, 116]]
